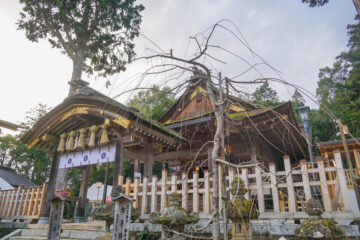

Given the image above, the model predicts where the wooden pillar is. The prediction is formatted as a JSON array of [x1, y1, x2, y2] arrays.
[[316, 158, 332, 211], [76, 165, 91, 220], [144, 142, 153, 178], [300, 160, 312, 200], [193, 170, 199, 213], [181, 172, 188, 210], [228, 168, 235, 200], [353, 150, 360, 169], [269, 163, 280, 212], [140, 177, 148, 216], [40, 149, 60, 220], [150, 176, 158, 213], [203, 170, 210, 214], [161, 169, 168, 209], [334, 150, 352, 211], [241, 168, 249, 200], [171, 174, 177, 193], [133, 177, 139, 208], [113, 138, 124, 187], [283, 155, 296, 213], [255, 165, 265, 213]]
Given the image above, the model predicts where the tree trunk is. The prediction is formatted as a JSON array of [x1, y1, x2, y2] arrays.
[[353, 0, 360, 15], [71, 49, 85, 81], [206, 74, 223, 240]]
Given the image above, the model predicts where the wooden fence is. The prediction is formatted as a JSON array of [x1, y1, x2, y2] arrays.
[[118, 151, 357, 217], [0, 183, 47, 220]]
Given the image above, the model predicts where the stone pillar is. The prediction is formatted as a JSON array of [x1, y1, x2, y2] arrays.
[[269, 163, 280, 212], [207, 144, 213, 171], [283, 155, 296, 213], [144, 142, 153, 178], [161, 169, 168, 209], [300, 160, 312, 201], [112, 195, 133, 240], [75, 165, 91, 222], [181, 172, 188, 210], [316, 158, 332, 211], [203, 170, 210, 214], [39, 149, 59, 224], [113, 138, 124, 187], [193, 170, 199, 213], [47, 195, 65, 240], [334, 150, 352, 211]]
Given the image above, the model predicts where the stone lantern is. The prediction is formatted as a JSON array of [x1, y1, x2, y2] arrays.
[[149, 192, 199, 240], [226, 177, 258, 240]]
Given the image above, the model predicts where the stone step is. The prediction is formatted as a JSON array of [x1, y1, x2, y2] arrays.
[[10, 237, 79, 240], [14, 228, 106, 240], [28, 221, 106, 232]]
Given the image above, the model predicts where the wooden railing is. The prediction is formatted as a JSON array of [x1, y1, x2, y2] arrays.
[[118, 154, 355, 217], [345, 169, 360, 188], [0, 183, 47, 220]]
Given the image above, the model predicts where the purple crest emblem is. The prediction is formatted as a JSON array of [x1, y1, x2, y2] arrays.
[[67, 158, 72, 164], [101, 152, 106, 159], [83, 155, 89, 162]]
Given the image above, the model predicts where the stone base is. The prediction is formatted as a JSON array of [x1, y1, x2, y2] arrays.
[[37, 217, 49, 224], [74, 216, 88, 223], [97, 232, 111, 240]]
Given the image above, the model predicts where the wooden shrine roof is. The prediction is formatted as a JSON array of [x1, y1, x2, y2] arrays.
[[21, 81, 185, 152], [318, 138, 360, 155]]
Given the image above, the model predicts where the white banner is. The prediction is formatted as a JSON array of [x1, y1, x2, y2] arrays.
[[58, 145, 116, 169]]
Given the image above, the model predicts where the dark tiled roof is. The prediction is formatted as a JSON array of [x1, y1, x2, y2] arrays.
[[318, 138, 360, 147], [0, 166, 36, 188]]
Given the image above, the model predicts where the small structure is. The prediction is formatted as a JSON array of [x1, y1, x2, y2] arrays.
[[226, 178, 258, 240], [295, 198, 345, 239], [149, 192, 199, 240], [47, 194, 65, 240], [0, 166, 36, 189], [111, 186, 134, 240]]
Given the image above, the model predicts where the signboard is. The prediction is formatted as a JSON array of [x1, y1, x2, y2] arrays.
[[58, 145, 116, 169], [113, 201, 132, 240]]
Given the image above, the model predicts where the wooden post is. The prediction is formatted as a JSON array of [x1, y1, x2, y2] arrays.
[[316, 158, 332, 211], [47, 194, 65, 240], [228, 168, 235, 200], [118, 175, 124, 187], [300, 160, 312, 200], [181, 172, 188, 211], [23, 188, 31, 215], [255, 165, 265, 213], [6, 190, 15, 217], [133, 177, 139, 208], [144, 142, 153, 178], [151, 176, 158, 213], [334, 150, 352, 211], [32, 187, 41, 216], [171, 174, 177, 193], [269, 163, 280, 212], [204, 170, 210, 214], [113, 138, 124, 187], [125, 177, 131, 196], [112, 194, 133, 240], [241, 168, 249, 200], [37, 182, 48, 218], [161, 169, 168, 209], [12, 186, 22, 216], [353, 150, 360, 169], [193, 170, 199, 213], [141, 177, 148, 216], [284, 155, 296, 213], [26, 188, 35, 216], [76, 165, 91, 221]]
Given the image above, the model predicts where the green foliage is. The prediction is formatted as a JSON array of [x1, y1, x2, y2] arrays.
[[0, 104, 51, 185], [302, 0, 329, 7], [316, 17, 360, 138], [251, 82, 281, 107], [128, 85, 176, 120], [17, 0, 144, 79]]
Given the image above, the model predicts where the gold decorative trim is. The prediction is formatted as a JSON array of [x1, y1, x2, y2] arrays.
[[113, 114, 131, 129], [229, 104, 244, 112], [190, 86, 207, 100], [61, 107, 88, 121], [28, 138, 39, 149]]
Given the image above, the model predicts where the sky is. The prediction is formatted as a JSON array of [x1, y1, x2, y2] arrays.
[[0, 0, 356, 132]]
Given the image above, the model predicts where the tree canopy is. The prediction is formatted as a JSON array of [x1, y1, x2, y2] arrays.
[[17, 0, 144, 81], [302, 0, 329, 7], [251, 82, 281, 107]]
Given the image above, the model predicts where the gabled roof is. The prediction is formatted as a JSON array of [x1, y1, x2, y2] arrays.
[[0, 119, 22, 131], [0, 166, 36, 188], [21, 80, 185, 151]]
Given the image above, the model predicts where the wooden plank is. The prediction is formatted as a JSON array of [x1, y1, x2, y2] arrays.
[[181, 172, 188, 211], [12, 186, 23, 216], [125, 178, 131, 196], [150, 176, 158, 213], [317, 159, 332, 211], [37, 183, 48, 218], [133, 178, 139, 208], [255, 165, 265, 213], [0, 191, 6, 215], [1, 191, 10, 216], [17, 186, 26, 216], [193, 170, 199, 213], [5, 190, 14, 217], [284, 156, 296, 213], [140, 177, 148, 216], [171, 174, 177, 193], [27, 188, 36, 216], [269, 163, 280, 212], [203, 171, 210, 214], [32, 187, 41, 216], [23, 188, 31, 215], [160, 169, 167, 209]]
